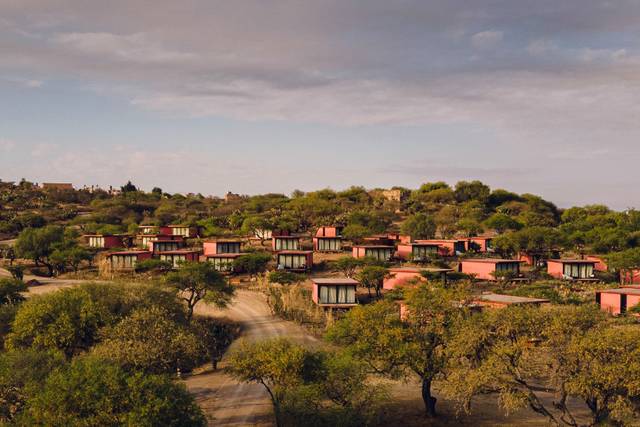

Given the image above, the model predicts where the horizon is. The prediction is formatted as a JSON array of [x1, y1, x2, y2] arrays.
[[2, 1, 639, 210]]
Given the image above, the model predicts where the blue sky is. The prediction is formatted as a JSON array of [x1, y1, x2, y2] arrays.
[[1, 1, 639, 209]]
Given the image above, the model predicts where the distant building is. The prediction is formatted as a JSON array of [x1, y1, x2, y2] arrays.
[[159, 225, 198, 238], [352, 245, 394, 262], [272, 236, 300, 251], [596, 287, 640, 315], [416, 239, 467, 256], [473, 293, 549, 309], [397, 242, 441, 261], [158, 249, 200, 268], [275, 250, 313, 271], [459, 258, 522, 281], [224, 192, 242, 202], [383, 267, 452, 290], [547, 259, 596, 280], [381, 189, 407, 202], [466, 237, 494, 253], [41, 182, 73, 191], [314, 227, 342, 252], [147, 239, 184, 254], [312, 278, 358, 308], [203, 240, 243, 256], [202, 253, 243, 272], [105, 250, 152, 271], [84, 234, 127, 250]]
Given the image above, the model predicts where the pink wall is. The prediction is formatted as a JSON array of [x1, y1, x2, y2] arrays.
[[621, 269, 640, 285], [396, 244, 412, 260], [468, 237, 491, 252], [352, 247, 365, 258], [547, 261, 565, 279], [383, 269, 425, 290], [587, 255, 608, 271], [312, 283, 319, 304], [316, 226, 341, 237], [313, 237, 341, 251], [460, 261, 498, 280]]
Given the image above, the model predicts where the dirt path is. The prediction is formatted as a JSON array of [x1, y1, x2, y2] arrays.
[[185, 289, 318, 426]]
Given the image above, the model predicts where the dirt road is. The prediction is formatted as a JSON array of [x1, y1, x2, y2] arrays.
[[185, 289, 318, 426]]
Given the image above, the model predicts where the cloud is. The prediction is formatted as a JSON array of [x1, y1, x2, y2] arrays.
[[30, 143, 58, 157], [471, 30, 503, 49]]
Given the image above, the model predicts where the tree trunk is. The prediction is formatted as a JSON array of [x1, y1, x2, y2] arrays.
[[421, 378, 437, 417]]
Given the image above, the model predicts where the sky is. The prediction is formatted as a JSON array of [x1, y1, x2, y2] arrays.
[[1, 0, 639, 209]]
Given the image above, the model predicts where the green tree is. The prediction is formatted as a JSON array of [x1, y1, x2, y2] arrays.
[[233, 252, 272, 279], [332, 256, 363, 278], [14, 226, 65, 276], [357, 265, 388, 298], [20, 356, 206, 426], [401, 213, 436, 240], [226, 338, 311, 427], [0, 278, 27, 305], [454, 180, 490, 203], [165, 262, 234, 321], [327, 285, 470, 418], [484, 212, 523, 233], [268, 271, 306, 286], [92, 306, 207, 374]]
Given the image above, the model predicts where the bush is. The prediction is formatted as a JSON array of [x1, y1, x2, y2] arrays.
[[268, 271, 306, 285], [134, 259, 173, 274]]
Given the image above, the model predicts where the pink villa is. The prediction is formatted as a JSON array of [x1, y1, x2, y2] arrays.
[[139, 225, 159, 235], [459, 258, 522, 281], [621, 270, 640, 285], [311, 278, 358, 308], [586, 255, 608, 272], [275, 250, 313, 271], [84, 234, 127, 249], [202, 253, 242, 272], [416, 239, 467, 256], [518, 249, 561, 267], [467, 237, 493, 253], [362, 235, 395, 246], [397, 242, 442, 260], [159, 225, 198, 238], [137, 233, 184, 248], [596, 287, 640, 315], [473, 293, 549, 310], [158, 249, 200, 268], [547, 259, 596, 280], [147, 239, 184, 254], [352, 245, 395, 262], [383, 267, 452, 290], [105, 250, 152, 271], [203, 240, 243, 255], [315, 226, 343, 238], [272, 235, 300, 251]]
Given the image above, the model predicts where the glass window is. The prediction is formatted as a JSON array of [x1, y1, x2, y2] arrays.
[[318, 238, 341, 251], [319, 285, 356, 304]]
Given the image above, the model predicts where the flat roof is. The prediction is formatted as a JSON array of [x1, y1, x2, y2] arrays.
[[416, 239, 465, 243], [205, 239, 243, 243], [157, 249, 200, 255], [547, 259, 597, 264], [312, 278, 359, 285], [476, 293, 550, 304], [277, 250, 313, 254], [353, 245, 395, 249], [108, 250, 151, 256], [203, 253, 243, 258], [388, 267, 454, 273], [167, 225, 191, 227], [460, 258, 522, 264], [597, 287, 640, 296], [273, 235, 300, 239]]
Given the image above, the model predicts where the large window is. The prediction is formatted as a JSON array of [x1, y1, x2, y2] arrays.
[[317, 238, 341, 251], [412, 245, 437, 260], [160, 254, 186, 268], [454, 241, 466, 253], [111, 255, 137, 270], [141, 236, 157, 247], [218, 242, 241, 254], [365, 248, 392, 261], [155, 241, 180, 252], [563, 263, 594, 279], [318, 285, 356, 304], [172, 227, 190, 237], [278, 254, 307, 269], [88, 236, 105, 248], [275, 238, 299, 251], [495, 262, 519, 273], [208, 257, 235, 272]]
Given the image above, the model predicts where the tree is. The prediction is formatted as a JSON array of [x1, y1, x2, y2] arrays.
[[14, 226, 64, 276], [92, 306, 207, 374], [0, 278, 27, 305], [241, 215, 273, 245], [454, 180, 490, 203], [357, 265, 388, 298], [226, 338, 310, 427], [332, 256, 363, 278], [233, 252, 272, 279], [19, 356, 206, 426], [120, 181, 138, 193], [341, 224, 371, 243], [456, 218, 483, 237], [401, 213, 436, 240], [267, 271, 305, 286], [444, 305, 612, 426], [607, 247, 640, 283], [484, 212, 523, 233], [49, 245, 92, 274], [165, 261, 234, 321], [435, 205, 459, 238], [327, 285, 471, 418]]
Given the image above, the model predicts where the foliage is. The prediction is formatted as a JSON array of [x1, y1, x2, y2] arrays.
[[357, 265, 388, 298], [134, 258, 174, 274], [14, 226, 65, 276], [165, 261, 234, 321], [268, 271, 306, 286], [233, 251, 272, 277], [19, 356, 206, 426], [401, 213, 436, 240], [332, 257, 363, 278], [0, 278, 27, 305]]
